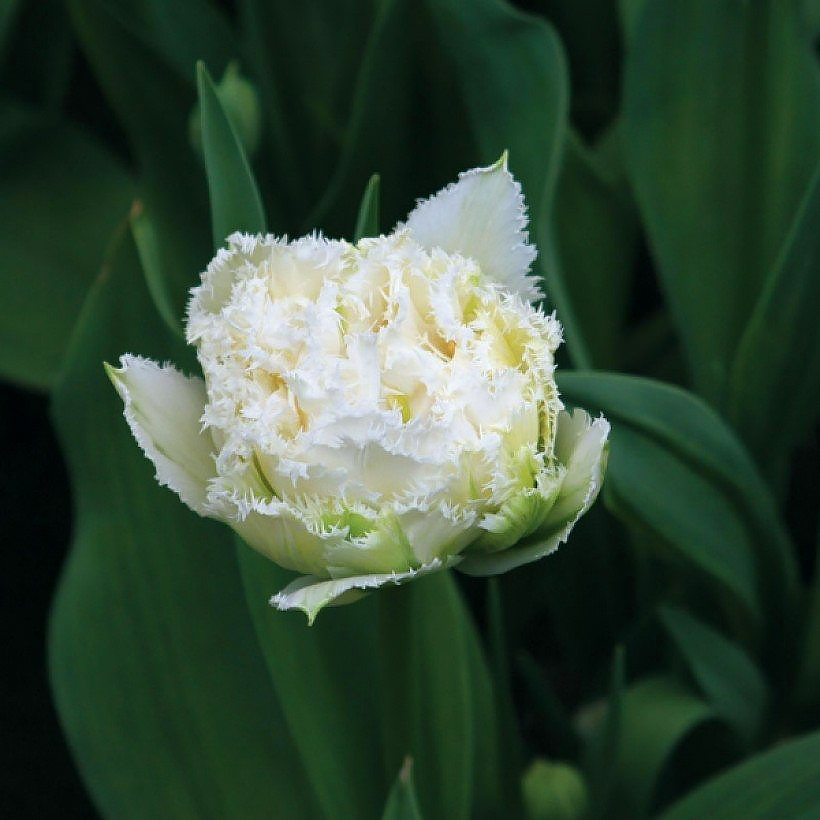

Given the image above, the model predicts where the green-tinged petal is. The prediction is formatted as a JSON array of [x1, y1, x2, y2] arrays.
[[105, 354, 214, 514], [403, 153, 539, 302], [270, 557, 460, 624], [471, 472, 563, 553], [543, 408, 610, 529], [229, 503, 338, 577], [459, 409, 608, 575]]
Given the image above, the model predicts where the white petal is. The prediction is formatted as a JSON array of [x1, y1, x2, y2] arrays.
[[106, 355, 214, 514], [458, 409, 609, 575], [270, 557, 460, 624], [229, 503, 341, 577], [403, 153, 539, 301], [543, 409, 610, 529]]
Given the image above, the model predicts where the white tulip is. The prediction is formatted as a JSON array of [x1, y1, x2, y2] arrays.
[[107, 156, 609, 622]]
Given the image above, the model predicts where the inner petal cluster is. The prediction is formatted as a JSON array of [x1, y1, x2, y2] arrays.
[[185, 231, 562, 570]]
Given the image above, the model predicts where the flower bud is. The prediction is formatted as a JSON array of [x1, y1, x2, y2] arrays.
[[522, 760, 589, 820], [108, 157, 608, 621]]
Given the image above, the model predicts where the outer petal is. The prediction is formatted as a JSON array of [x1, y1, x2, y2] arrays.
[[458, 409, 609, 575], [106, 355, 215, 515], [270, 557, 461, 624], [229, 502, 341, 577], [471, 471, 563, 553], [403, 153, 540, 301]]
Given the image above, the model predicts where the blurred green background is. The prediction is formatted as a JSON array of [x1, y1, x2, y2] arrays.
[[1, 0, 819, 817]]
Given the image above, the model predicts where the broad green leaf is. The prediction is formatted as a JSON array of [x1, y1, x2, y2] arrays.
[[239, 547, 383, 820], [661, 730, 820, 819], [376, 576, 500, 820], [607, 677, 715, 817], [517, 653, 579, 760], [424, 0, 580, 363], [805, 0, 820, 35], [729, 162, 820, 464], [623, 0, 820, 404], [143, 0, 235, 82], [238, 0, 378, 215], [68, 0, 210, 318], [487, 580, 524, 817], [353, 173, 381, 241], [305, 0, 417, 236], [553, 129, 638, 368], [660, 606, 768, 743], [0, 101, 133, 390], [68, 0, 235, 88], [557, 372, 798, 652], [618, 0, 649, 48], [607, 424, 760, 617], [239, 548, 500, 820], [130, 201, 183, 339], [49, 230, 317, 819], [0, 0, 73, 111], [0, 0, 21, 58], [539, 0, 621, 134], [382, 759, 425, 820], [197, 61, 265, 247], [586, 647, 625, 817]]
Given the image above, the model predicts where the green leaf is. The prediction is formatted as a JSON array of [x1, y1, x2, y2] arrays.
[[607, 424, 760, 617], [0, 101, 134, 390], [197, 61, 266, 247], [49, 230, 317, 819], [618, 0, 649, 48], [660, 730, 820, 819], [239, 548, 500, 820], [623, 0, 820, 404], [238, 0, 380, 215], [0, 0, 21, 58], [517, 653, 579, 760], [353, 173, 381, 241], [553, 128, 638, 369], [486, 580, 524, 816], [211, 41, 498, 814], [377, 576, 502, 820], [586, 647, 625, 817], [660, 605, 768, 743], [130, 201, 184, 339], [424, 0, 580, 363], [608, 677, 715, 817], [141, 0, 236, 82], [68, 0, 210, 319], [0, 1, 73, 111], [305, 0, 417, 236], [557, 372, 798, 652], [382, 759, 425, 820], [729, 162, 820, 464], [538, 0, 622, 134], [239, 547, 383, 820]]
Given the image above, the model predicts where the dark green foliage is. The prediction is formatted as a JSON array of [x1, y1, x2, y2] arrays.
[[1, 0, 818, 816]]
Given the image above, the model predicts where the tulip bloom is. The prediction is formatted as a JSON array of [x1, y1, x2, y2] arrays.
[[108, 157, 609, 621]]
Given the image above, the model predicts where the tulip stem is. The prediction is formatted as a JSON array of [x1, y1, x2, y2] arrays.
[[377, 583, 417, 783]]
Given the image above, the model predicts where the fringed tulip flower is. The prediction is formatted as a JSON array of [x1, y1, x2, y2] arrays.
[[107, 156, 609, 622]]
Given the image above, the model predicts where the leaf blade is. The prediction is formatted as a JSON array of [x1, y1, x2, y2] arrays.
[[197, 61, 266, 247], [661, 730, 820, 819], [660, 605, 768, 743], [49, 231, 317, 819]]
